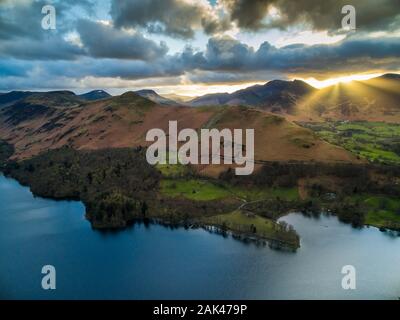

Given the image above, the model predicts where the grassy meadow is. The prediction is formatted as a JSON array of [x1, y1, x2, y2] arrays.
[[302, 121, 400, 165]]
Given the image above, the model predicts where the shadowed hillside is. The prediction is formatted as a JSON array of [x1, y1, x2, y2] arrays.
[[189, 80, 315, 112], [134, 89, 180, 106]]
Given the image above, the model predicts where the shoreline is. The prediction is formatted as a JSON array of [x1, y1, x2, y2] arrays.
[[1, 144, 399, 250], [0, 172, 301, 250], [2, 171, 399, 251]]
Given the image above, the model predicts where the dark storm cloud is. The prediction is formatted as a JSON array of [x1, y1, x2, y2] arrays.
[[0, 0, 400, 89], [185, 69, 285, 84], [221, 0, 400, 32], [0, 1, 168, 62], [76, 19, 168, 60], [254, 36, 400, 73], [73, 58, 183, 79], [0, 0, 45, 40], [178, 35, 400, 75], [1, 34, 400, 90], [0, 36, 84, 60], [201, 36, 254, 70], [0, 0, 96, 39], [36, 57, 184, 80], [63, 35, 400, 80], [0, 0, 93, 60], [110, 0, 231, 39]]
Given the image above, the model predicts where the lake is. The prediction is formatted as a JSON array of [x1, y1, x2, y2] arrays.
[[0, 174, 399, 300]]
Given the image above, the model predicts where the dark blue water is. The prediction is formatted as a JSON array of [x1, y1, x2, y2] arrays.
[[1, 174, 400, 300]]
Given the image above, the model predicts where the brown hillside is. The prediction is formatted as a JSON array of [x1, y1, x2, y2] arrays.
[[0, 93, 362, 177]]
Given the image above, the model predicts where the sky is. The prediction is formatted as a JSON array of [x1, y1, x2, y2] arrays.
[[0, 0, 399, 96]]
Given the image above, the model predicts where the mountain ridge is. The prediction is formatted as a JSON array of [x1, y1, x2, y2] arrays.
[[188, 79, 315, 110], [0, 90, 362, 177], [134, 89, 180, 106]]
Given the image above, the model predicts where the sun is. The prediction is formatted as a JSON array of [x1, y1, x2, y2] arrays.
[[298, 73, 384, 89]]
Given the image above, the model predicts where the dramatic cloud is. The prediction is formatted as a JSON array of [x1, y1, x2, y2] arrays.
[[0, 35, 85, 60], [0, 0, 91, 60], [2, 34, 399, 90], [110, 0, 231, 39], [184, 35, 400, 76], [0, 0, 95, 39], [0, 0, 399, 91], [221, 0, 400, 32], [77, 20, 168, 60], [0, 0, 46, 40]]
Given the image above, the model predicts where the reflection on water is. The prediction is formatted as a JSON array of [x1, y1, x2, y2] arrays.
[[0, 175, 399, 300]]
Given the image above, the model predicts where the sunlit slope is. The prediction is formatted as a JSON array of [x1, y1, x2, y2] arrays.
[[294, 74, 400, 122], [187, 74, 400, 122]]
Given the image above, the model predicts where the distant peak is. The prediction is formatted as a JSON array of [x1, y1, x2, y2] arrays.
[[120, 91, 140, 98], [84, 89, 109, 94], [47, 90, 76, 95], [135, 89, 157, 94], [381, 73, 400, 80], [90, 90, 107, 94], [79, 89, 111, 101]]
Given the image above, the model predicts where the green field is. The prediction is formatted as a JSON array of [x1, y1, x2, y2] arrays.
[[160, 179, 232, 201], [160, 177, 299, 202], [157, 163, 191, 178], [363, 195, 400, 230], [301, 121, 400, 164], [226, 185, 299, 202], [205, 210, 275, 234], [338, 193, 400, 230], [204, 210, 300, 248]]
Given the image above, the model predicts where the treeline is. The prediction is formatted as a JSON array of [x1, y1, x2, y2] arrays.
[[220, 161, 400, 227], [2, 146, 237, 229], [0, 140, 14, 167], [3, 146, 161, 228], [220, 161, 400, 196]]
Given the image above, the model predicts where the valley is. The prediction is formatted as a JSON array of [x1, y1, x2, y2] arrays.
[[300, 121, 400, 165]]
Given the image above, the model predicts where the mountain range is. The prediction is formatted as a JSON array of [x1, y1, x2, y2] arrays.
[[187, 74, 400, 122], [0, 73, 398, 176], [2, 73, 399, 119]]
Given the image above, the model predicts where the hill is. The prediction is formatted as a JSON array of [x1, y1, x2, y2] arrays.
[[189, 80, 315, 112], [0, 91, 361, 177], [0, 91, 34, 108], [134, 89, 179, 106], [163, 93, 194, 103], [0, 90, 83, 109]]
